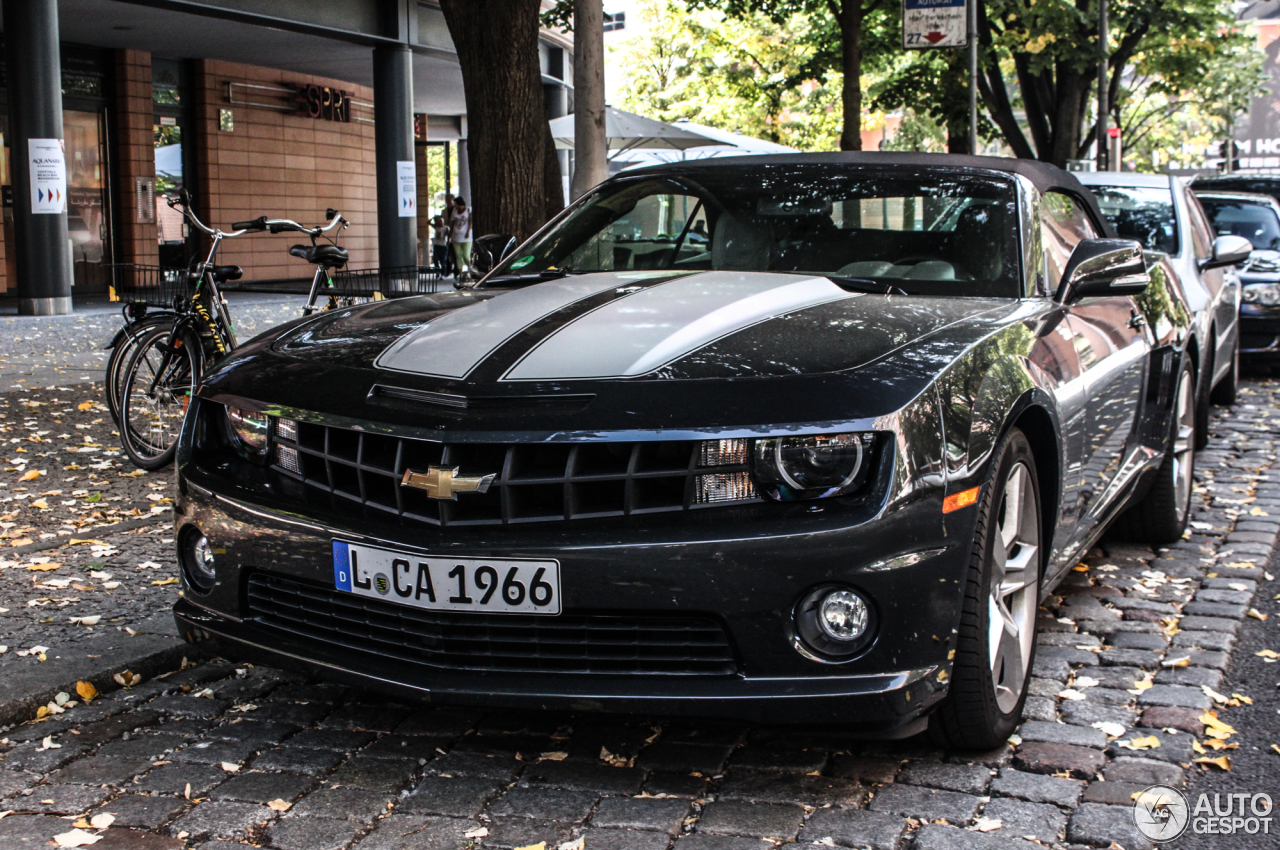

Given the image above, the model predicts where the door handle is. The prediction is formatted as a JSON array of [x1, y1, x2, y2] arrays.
[[1127, 309, 1146, 329]]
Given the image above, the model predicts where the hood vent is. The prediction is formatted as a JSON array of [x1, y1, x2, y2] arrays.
[[370, 384, 594, 415]]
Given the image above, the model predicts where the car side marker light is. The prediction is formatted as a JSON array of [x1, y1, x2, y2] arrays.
[[942, 486, 980, 513]]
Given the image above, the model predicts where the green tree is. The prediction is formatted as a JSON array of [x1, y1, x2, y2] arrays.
[[976, 0, 1260, 167], [686, 0, 894, 151]]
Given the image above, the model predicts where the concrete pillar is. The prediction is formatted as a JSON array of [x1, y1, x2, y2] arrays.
[[457, 139, 472, 208], [5, 0, 72, 315], [373, 44, 417, 269]]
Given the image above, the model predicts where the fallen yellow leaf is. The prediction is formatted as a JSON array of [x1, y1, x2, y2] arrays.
[[67, 539, 107, 546], [1194, 755, 1232, 771], [75, 681, 97, 702], [1257, 649, 1280, 659], [267, 799, 291, 812], [151, 578, 179, 586], [1233, 693, 1253, 705], [1250, 507, 1269, 516], [1120, 735, 1162, 750], [514, 845, 546, 850], [1200, 713, 1236, 737], [17, 470, 40, 482], [29, 500, 48, 510], [1248, 608, 1268, 621], [77, 402, 94, 411], [26, 563, 59, 572]]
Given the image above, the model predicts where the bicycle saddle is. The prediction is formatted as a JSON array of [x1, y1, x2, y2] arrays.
[[289, 244, 349, 269], [211, 265, 243, 282]]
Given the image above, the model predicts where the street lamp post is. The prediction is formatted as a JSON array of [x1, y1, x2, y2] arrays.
[[1097, 0, 1109, 171], [968, 0, 978, 154]]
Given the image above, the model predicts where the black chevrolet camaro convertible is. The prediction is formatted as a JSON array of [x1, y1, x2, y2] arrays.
[[173, 153, 1202, 747]]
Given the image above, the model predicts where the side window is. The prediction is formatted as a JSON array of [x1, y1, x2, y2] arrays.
[[1183, 190, 1214, 260], [1039, 192, 1100, 294]]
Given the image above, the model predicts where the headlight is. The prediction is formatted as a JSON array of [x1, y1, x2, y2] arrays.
[[752, 433, 875, 500], [225, 406, 270, 460], [179, 526, 216, 593], [1244, 283, 1280, 306]]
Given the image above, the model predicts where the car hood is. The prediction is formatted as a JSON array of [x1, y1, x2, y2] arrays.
[[283, 270, 1013, 382]]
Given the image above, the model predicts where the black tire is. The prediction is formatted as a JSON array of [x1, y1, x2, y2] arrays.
[[1110, 358, 1195, 545], [119, 325, 201, 470], [1210, 333, 1239, 406], [105, 314, 177, 424], [930, 427, 1041, 750]]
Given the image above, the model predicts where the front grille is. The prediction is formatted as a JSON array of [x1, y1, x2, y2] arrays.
[[246, 572, 738, 676], [270, 419, 759, 526]]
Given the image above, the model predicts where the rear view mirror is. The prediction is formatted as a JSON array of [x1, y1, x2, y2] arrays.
[[1058, 238, 1150, 302], [469, 234, 519, 277], [1202, 234, 1252, 270]]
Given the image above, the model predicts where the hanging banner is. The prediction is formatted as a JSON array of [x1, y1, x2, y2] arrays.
[[903, 0, 968, 49], [29, 138, 67, 214], [397, 161, 416, 217]]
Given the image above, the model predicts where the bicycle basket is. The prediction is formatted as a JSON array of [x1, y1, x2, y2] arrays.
[[106, 264, 193, 307]]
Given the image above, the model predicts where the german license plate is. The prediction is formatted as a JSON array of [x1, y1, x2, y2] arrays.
[[332, 540, 561, 615]]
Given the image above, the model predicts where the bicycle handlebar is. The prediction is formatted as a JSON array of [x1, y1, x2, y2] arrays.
[[166, 190, 345, 238]]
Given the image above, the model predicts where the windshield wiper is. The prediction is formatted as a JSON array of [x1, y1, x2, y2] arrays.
[[825, 276, 908, 296], [485, 268, 581, 285]]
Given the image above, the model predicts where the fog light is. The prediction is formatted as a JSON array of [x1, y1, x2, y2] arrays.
[[794, 585, 875, 659], [180, 527, 216, 593], [818, 590, 869, 641]]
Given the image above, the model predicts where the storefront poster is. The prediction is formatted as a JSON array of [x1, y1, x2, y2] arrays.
[[398, 160, 416, 217], [29, 138, 67, 214], [903, 0, 967, 49]]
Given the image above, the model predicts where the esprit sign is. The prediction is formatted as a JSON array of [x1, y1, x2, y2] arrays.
[[295, 85, 350, 122]]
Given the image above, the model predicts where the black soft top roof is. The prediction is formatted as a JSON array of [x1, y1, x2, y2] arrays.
[[628, 151, 1116, 236]]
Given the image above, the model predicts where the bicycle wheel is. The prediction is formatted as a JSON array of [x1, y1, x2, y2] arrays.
[[104, 313, 177, 424], [119, 325, 202, 470]]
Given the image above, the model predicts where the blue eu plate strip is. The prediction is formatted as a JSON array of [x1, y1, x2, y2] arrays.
[[333, 541, 352, 592]]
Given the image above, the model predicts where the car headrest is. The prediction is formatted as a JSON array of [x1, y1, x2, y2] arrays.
[[712, 213, 771, 271]]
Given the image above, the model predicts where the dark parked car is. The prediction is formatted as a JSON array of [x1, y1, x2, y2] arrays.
[[1193, 190, 1280, 358], [174, 153, 1202, 747], [1077, 172, 1247, 447]]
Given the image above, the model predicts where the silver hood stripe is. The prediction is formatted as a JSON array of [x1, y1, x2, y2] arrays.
[[504, 273, 853, 381], [374, 271, 675, 379]]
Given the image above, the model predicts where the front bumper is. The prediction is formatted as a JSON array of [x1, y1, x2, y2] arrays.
[[1239, 306, 1280, 357], [173, 450, 969, 731]]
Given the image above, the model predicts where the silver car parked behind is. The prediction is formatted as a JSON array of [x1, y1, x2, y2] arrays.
[[1078, 172, 1247, 447]]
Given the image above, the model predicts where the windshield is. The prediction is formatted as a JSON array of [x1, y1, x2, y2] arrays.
[[1198, 199, 1280, 251], [1087, 186, 1178, 254], [487, 166, 1021, 298]]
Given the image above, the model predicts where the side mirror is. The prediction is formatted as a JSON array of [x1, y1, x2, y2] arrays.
[[469, 234, 519, 276], [1202, 234, 1252, 270], [1058, 238, 1150, 302]]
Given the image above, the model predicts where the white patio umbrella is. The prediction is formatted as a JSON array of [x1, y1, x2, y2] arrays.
[[617, 121, 795, 169], [548, 106, 732, 160]]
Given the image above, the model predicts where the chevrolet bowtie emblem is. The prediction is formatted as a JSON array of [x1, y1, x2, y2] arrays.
[[400, 466, 496, 500]]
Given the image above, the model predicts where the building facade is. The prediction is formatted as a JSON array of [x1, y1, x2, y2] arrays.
[[0, 0, 572, 311]]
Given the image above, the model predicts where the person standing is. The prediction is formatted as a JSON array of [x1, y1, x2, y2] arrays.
[[430, 215, 449, 271], [451, 197, 473, 277], [441, 195, 456, 276]]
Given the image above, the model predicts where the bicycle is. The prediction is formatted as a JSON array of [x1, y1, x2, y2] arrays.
[[115, 190, 346, 470]]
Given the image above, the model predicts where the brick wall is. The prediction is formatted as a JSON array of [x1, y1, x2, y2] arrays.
[[115, 49, 160, 268], [192, 60, 379, 282]]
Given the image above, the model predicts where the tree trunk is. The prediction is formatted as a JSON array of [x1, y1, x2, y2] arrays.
[[439, 0, 548, 240], [839, 1, 862, 151], [571, 0, 609, 198], [543, 117, 566, 222]]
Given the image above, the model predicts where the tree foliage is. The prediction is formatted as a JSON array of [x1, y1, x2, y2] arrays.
[[612, 1, 844, 148], [685, 0, 896, 150]]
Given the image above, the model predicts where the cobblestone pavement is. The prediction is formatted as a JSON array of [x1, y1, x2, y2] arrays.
[[0, 294, 301, 393], [0, 373, 1278, 849]]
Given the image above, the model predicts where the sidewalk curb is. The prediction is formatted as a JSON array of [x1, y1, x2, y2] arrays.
[[0, 613, 195, 730], [9, 513, 167, 557]]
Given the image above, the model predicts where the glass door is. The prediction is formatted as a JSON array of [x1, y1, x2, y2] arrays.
[[66, 109, 111, 289]]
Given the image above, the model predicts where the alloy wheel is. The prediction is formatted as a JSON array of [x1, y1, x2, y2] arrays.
[[1172, 369, 1195, 520], [988, 461, 1040, 714]]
